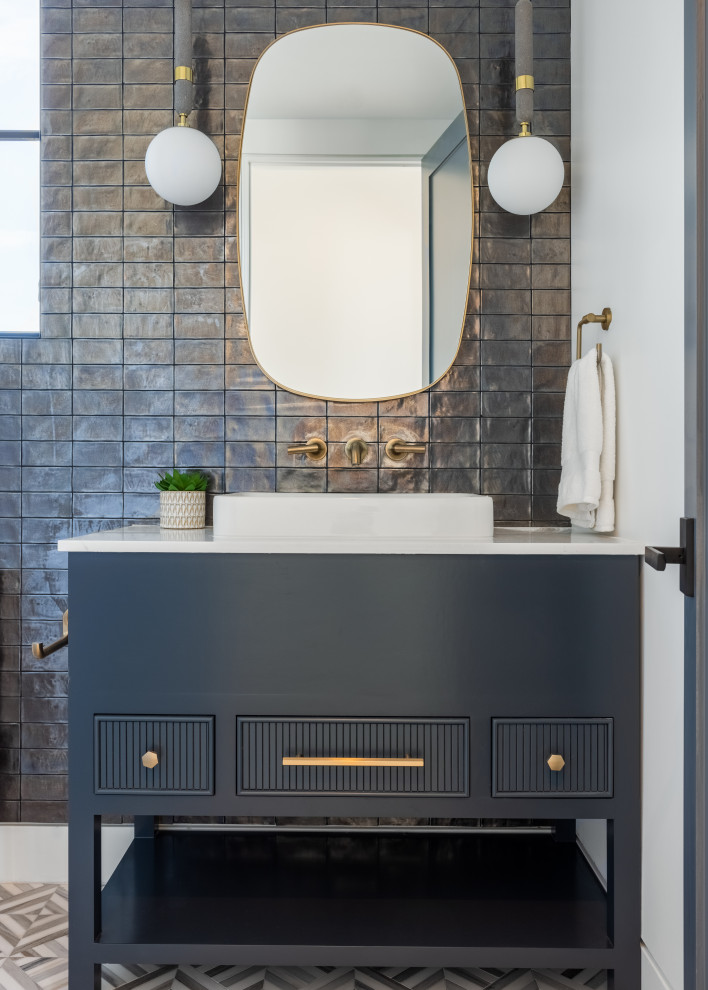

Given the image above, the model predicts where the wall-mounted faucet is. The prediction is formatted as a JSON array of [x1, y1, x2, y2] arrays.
[[345, 438, 368, 466]]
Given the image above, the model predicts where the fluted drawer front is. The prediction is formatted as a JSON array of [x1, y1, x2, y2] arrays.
[[95, 716, 214, 794], [492, 718, 613, 797], [237, 717, 469, 795]]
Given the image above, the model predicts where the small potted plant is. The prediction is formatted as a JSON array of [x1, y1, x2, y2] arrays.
[[155, 469, 209, 529]]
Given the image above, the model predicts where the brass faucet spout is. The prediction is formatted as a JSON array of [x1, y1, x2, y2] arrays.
[[345, 438, 368, 466]]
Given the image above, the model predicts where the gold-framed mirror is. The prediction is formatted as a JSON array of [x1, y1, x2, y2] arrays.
[[238, 23, 473, 402]]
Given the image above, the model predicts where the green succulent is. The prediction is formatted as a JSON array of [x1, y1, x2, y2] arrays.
[[155, 469, 209, 492]]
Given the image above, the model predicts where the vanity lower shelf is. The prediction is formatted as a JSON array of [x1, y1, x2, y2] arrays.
[[96, 830, 612, 966]]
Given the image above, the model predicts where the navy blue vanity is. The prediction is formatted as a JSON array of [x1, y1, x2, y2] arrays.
[[61, 526, 643, 989]]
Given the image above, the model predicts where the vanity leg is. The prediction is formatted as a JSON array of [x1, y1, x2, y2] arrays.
[[607, 818, 641, 990], [608, 958, 641, 990], [68, 814, 101, 989], [69, 960, 101, 990]]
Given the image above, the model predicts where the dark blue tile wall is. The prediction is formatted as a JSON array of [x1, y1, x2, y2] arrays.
[[0, 0, 570, 822]]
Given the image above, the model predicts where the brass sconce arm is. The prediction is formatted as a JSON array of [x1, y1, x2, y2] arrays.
[[287, 438, 327, 461]]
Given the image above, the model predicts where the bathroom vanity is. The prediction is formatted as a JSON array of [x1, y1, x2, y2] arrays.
[[60, 517, 643, 989]]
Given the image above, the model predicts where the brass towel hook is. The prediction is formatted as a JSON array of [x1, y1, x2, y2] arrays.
[[32, 610, 68, 660], [576, 308, 612, 362]]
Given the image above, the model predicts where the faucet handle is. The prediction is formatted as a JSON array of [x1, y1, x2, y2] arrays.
[[385, 438, 426, 462], [287, 438, 327, 461]]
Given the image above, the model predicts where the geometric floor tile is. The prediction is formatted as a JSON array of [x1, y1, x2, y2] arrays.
[[0, 886, 60, 957], [0, 956, 68, 990], [97, 967, 608, 990], [99, 964, 177, 989], [0, 959, 610, 990], [13, 888, 68, 959], [0, 885, 608, 990]]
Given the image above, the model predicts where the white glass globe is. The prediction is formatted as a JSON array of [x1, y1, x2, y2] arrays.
[[145, 126, 222, 207], [487, 135, 564, 215]]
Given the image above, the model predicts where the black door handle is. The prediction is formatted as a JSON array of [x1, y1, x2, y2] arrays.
[[644, 545, 685, 572], [644, 518, 695, 597]]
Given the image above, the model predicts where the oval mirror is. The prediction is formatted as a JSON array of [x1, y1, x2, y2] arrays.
[[238, 24, 473, 402]]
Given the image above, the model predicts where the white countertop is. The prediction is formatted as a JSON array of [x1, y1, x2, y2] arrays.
[[58, 524, 646, 555]]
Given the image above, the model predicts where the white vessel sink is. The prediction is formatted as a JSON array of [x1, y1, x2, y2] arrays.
[[213, 493, 494, 540]]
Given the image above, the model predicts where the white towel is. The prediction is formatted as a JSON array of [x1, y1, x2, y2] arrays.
[[595, 352, 616, 532], [557, 349, 616, 531]]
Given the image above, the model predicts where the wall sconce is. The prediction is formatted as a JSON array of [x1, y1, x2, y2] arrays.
[[144, 0, 222, 207], [487, 0, 564, 215]]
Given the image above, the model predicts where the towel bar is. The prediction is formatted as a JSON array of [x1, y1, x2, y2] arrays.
[[32, 610, 68, 659], [576, 308, 612, 361]]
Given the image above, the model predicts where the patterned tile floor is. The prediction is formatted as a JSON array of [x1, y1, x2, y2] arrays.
[[0, 884, 608, 990]]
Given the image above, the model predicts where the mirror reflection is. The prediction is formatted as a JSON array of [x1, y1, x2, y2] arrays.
[[239, 24, 473, 401]]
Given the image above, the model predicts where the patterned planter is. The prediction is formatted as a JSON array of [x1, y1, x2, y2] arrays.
[[159, 491, 206, 529]]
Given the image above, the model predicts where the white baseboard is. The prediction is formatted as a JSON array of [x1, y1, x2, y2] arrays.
[[0, 824, 133, 885]]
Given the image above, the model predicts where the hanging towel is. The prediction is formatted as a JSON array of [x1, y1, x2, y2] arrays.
[[594, 352, 616, 532], [557, 348, 616, 531]]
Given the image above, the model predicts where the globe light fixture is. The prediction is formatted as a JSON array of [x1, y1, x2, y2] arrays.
[[487, 0, 565, 216], [145, 124, 222, 208], [144, 0, 222, 207]]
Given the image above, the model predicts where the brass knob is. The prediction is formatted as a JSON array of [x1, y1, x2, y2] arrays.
[[547, 754, 565, 772], [287, 437, 327, 461], [142, 750, 159, 769]]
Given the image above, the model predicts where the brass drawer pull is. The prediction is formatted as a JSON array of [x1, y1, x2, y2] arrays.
[[283, 756, 424, 768], [142, 750, 159, 769], [547, 754, 565, 772]]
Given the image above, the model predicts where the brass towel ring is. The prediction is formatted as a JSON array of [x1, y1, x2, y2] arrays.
[[576, 307, 612, 362]]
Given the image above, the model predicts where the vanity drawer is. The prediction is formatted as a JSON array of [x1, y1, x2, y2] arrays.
[[492, 718, 613, 797], [94, 716, 214, 795], [237, 717, 468, 795]]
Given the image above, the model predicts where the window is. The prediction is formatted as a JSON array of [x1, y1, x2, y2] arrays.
[[0, 0, 40, 336]]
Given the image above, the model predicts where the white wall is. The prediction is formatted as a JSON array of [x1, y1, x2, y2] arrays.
[[0, 825, 132, 885], [571, 1, 685, 987], [643, 948, 678, 990]]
